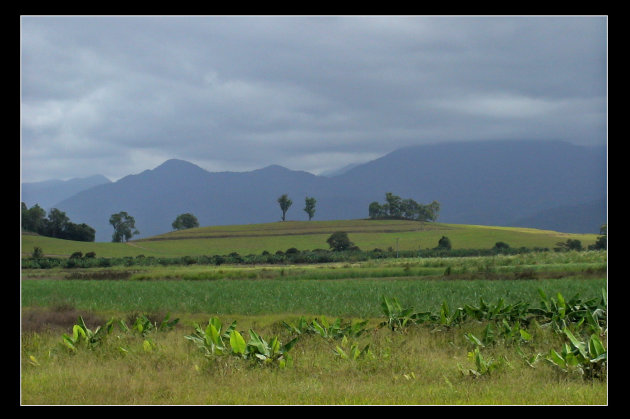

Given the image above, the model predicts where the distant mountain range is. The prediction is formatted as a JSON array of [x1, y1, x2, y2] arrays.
[[21, 174, 111, 210], [22, 140, 607, 242]]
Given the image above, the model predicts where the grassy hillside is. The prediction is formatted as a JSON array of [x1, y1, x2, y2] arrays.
[[21, 219, 600, 259]]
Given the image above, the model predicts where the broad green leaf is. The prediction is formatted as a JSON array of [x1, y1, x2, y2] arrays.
[[78, 316, 91, 335], [465, 333, 483, 347], [73, 324, 86, 342], [281, 337, 298, 354], [547, 350, 566, 369], [223, 320, 238, 339], [248, 329, 269, 356], [563, 328, 587, 359], [62, 335, 76, 351], [229, 330, 247, 355], [270, 336, 280, 355], [209, 323, 221, 346], [588, 334, 606, 358], [590, 353, 607, 363], [311, 320, 326, 337], [320, 316, 329, 330]]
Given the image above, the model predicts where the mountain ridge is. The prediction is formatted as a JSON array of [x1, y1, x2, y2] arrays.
[[31, 140, 605, 241]]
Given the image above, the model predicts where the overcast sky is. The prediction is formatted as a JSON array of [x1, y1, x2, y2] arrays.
[[20, 15, 607, 183]]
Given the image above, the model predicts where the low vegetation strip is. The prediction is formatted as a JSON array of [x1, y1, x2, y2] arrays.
[[21, 276, 606, 317]]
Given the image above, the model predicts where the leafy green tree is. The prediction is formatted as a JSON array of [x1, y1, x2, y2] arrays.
[[109, 211, 139, 242], [32, 246, 43, 258], [401, 198, 420, 220], [436, 236, 452, 250], [21, 202, 47, 233], [326, 231, 354, 251], [304, 197, 317, 221], [172, 213, 200, 230], [555, 239, 582, 252], [368, 201, 385, 219], [416, 200, 440, 221], [385, 192, 402, 217], [43, 208, 70, 238], [63, 222, 96, 242], [493, 241, 510, 251], [589, 224, 607, 250], [277, 194, 293, 221]]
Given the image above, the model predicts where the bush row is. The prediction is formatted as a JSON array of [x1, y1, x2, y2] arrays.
[[21, 246, 553, 270]]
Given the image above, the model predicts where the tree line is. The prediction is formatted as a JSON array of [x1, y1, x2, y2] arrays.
[[368, 192, 440, 221], [21, 203, 96, 242]]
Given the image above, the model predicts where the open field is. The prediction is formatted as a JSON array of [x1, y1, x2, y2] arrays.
[[21, 253, 606, 404], [21, 219, 600, 259], [20, 221, 607, 405]]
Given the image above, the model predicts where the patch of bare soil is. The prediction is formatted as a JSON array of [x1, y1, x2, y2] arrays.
[[21, 304, 105, 334]]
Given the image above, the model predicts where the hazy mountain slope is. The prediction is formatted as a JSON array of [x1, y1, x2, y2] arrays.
[[52, 140, 607, 241], [54, 160, 332, 242], [21, 174, 111, 210], [507, 199, 607, 234], [331, 140, 606, 230]]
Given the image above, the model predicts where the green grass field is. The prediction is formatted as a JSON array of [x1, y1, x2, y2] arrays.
[[20, 220, 607, 405], [21, 219, 600, 258]]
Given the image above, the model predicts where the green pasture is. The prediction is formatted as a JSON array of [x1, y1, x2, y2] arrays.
[[21, 219, 600, 259]]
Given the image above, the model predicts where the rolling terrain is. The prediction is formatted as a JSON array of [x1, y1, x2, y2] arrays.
[[21, 219, 600, 259]]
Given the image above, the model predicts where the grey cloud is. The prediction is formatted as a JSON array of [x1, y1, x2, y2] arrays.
[[21, 15, 607, 182]]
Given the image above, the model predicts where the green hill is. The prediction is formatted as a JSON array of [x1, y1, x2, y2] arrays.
[[21, 219, 600, 259]]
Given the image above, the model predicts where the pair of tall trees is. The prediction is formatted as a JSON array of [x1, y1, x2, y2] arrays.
[[109, 211, 200, 243], [277, 194, 317, 221]]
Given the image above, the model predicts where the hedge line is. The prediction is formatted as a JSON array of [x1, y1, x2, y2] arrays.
[[21, 246, 551, 270]]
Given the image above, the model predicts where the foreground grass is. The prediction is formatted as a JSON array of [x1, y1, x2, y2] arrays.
[[21, 319, 606, 405], [21, 251, 607, 405]]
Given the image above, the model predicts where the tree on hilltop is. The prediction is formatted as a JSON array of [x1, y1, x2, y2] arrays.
[[304, 197, 316, 221], [109, 211, 139, 242], [172, 213, 200, 230], [278, 194, 293, 221]]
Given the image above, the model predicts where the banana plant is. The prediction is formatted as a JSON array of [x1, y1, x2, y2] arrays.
[[545, 327, 607, 380], [378, 296, 417, 331], [184, 317, 237, 356], [458, 347, 503, 378], [334, 336, 372, 361], [283, 316, 369, 339], [464, 298, 530, 323], [241, 329, 298, 368], [118, 312, 180, 337], [61, 316, 114, 352], [530, 289, 605, 334], [438, 300, 465, 329]]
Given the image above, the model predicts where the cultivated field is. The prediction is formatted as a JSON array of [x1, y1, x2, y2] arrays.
[[20, 220, 607, 405]]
